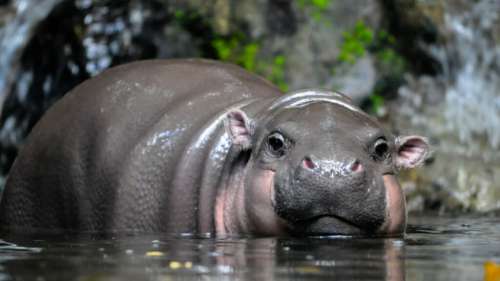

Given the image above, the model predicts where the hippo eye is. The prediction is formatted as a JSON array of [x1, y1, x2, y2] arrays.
[[267, 132, 287, 156], [373, 138, 389, 160]]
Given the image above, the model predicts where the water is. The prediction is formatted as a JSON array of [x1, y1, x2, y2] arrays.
[[0, 215, 498, 281]]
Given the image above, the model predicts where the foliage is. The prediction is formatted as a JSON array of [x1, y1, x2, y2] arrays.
[[172, 8, 289, 92], [268, 55, 288, 92], [375, 34, 406, 75], [296, 0, 332, 23], [339, 22, 406, 71], [337, 21, 409, 115], [211, 34, 288, 92], [211, 36, 259, 72], [369, 93, 385, 116], [338, 21, 374, 64]]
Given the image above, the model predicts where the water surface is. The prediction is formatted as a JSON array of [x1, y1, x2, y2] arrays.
[[0, 214, 499, 281]]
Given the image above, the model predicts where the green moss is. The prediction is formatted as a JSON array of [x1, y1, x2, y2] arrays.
[[296, 0, 333, 24], [211, 34, 288, 92], [170, 7, 289, 93], [297, 0, 331, 11], [338, 21, 374, 64], [377, 30, 396, 44], [336, 20, 409, 114], [239, 43, 259, 72], [369, 93, 385, 115], [312, 0, 330, 10], [211, 38, 235, 60], [376, 48, 406, 74], [338, 21, 404, 68], [269, 55, 288, 92], [174, 10, 185, 20], [335, 20, 407, 78]]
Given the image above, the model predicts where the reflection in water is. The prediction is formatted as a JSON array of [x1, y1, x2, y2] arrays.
[[1, 215, 499, 280], [0, 233, 403, 280]]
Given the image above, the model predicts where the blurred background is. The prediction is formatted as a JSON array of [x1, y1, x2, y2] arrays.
[[0, 0, 498, 215]]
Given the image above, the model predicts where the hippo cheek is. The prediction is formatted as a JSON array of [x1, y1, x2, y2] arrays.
[[245, 169, 287, 235], [378, 174, 407, 235]]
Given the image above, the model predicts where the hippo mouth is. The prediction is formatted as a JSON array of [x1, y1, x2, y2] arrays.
[[295, 214, 363, 236]]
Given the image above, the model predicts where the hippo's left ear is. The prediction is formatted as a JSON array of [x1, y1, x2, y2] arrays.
[[395, 136, 430, 170], [224, 109, 255, 150]]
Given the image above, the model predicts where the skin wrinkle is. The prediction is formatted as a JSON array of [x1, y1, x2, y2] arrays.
[[214, 139, 250, 235], [229, 163, 249, 234], [198, 105, 259, 229]]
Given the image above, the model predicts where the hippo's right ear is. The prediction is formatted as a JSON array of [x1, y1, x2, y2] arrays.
[[395, 136, 430, 170], [224, 109, 255, 150]]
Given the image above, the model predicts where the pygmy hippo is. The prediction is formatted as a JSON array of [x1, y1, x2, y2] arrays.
[[0, 59, 429, 236]]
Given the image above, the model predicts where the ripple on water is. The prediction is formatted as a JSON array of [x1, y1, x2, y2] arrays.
[[0, 215, 498, 280]]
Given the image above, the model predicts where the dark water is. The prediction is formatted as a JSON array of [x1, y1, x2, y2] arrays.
[[0, 215, 499, 281]]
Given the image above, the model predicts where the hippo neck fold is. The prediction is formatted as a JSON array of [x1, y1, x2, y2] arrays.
[[196, 97, 274, 234], [214, 147, 252, 235]]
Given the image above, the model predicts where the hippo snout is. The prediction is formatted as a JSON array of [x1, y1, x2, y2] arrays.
[[301, 155, 365, 179], [283, 155, 385, 234]]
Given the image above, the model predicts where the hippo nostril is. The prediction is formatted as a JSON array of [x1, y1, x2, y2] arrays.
[[350, 160, 363, 173], [302, 156, 316, 170]]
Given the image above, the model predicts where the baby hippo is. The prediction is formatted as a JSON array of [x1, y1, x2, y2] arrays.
[[0, 59, 429, 236]]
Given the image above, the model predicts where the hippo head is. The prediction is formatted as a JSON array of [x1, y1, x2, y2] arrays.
[[224, 90, 429, 236]]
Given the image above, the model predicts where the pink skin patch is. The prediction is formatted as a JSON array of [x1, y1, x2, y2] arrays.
[[215, 167, 287, 236], [380, 175, 406, 234], [396, 136, 429, 169], [245, 169, 287, 235], [350, 160, 363, 173], [225, 110, 253, 149], [215, 189, 228, 235], [302, 157, 316, 170]]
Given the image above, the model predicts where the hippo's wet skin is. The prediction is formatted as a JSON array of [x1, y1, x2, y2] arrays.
[[0, 59, 429, 236]]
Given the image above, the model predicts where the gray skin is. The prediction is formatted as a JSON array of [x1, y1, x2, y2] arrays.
[[0, 59, 429, 236]]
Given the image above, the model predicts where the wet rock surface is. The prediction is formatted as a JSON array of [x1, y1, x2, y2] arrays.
[[390, 0, 500, 213]]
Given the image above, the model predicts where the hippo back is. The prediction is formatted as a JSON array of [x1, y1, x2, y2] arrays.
[[0, 59, 281, 234]]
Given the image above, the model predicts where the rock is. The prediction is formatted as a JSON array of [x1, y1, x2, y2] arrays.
[[334, 56, 377, 102]]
